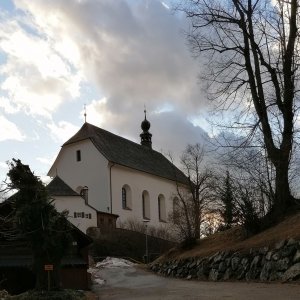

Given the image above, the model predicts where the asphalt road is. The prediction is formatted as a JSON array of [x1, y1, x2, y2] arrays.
[[92, 264, 300, 300]]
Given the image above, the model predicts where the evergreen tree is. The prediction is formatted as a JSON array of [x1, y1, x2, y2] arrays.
[[219, 171, 236, 229], [7, 159, 72, 290]]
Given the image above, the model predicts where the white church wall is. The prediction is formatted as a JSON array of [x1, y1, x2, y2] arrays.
[[111, 164, 178, 227], [48, 140, 110, 212], [53, 195, 97, 233]]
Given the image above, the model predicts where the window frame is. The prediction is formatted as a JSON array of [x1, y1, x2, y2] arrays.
[[76, 150, 81, 162], [142, 190, 150, 220], [158, 194, 166, 222]]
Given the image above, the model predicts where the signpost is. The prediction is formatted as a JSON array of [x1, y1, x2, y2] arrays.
[[44, 264, 53, 291]]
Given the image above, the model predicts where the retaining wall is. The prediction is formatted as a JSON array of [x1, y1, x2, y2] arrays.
[[150, 238, 300, 282]]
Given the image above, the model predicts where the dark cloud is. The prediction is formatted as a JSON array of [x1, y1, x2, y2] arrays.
[[40, 0, 208, 114]]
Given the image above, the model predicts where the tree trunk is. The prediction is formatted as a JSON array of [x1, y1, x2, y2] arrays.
[[267, 155, 294, 225]]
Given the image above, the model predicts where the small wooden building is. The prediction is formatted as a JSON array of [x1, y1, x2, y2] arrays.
[[0, 200, 92, 294]]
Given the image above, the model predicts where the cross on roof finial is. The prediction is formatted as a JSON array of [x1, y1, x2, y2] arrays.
[[84, 104, 87, 123], [144, 105, 147, 119]]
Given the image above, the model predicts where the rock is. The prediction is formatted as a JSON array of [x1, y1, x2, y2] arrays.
[[189, 261, 196, 269], [282, 263, 300, 282], [186, 275, 192, 280], [241, 257, 249, 266], [269, 271, 282, 281], [231, 256, 240, 271], [236, 265, 246, 280], [213, 252, 223, 263], [282, 245, 297, 258], [223, 268, 232, 280], [293, 250, 300, 263], [250, 255, 261, 268], [260, 261, 274, 281], [259, 246, 269, 255], [266, 251, 273, 261], [272, 253, 280, 261], [276, 258, 290, 271], [218, 261, 227, 273], [225, 257, 231, 267], [209, 269, 220, 281], [287, 238, 296, 246], [275, 240, 286, 250]]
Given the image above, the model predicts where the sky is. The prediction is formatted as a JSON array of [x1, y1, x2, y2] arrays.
[[0, 0, 211, 186]]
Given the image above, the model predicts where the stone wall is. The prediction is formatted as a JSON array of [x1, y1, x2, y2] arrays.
[[150, 238, 300, 282]]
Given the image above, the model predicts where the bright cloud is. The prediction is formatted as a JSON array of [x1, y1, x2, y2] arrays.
[[0, 115, 25, 141], [47, 121, 79, 143], [0, 97, 19, 114], [0, 162, 8, 170], [0, 10, 82, 118]]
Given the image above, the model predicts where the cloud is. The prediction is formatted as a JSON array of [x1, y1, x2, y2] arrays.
[[0, 97, 20, 114], [0, 162, 8, 170], [7, 0, 207, 118], [0, 9, 82, 118], [0, 115, 25, 141], [36, 157, 54, 166], [47, 121, 79, 143]]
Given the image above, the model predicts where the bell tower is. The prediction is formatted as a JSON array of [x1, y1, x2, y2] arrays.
[[140, 109, 152, 149]]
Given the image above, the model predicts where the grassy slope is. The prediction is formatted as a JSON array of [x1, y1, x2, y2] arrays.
[[162, 211, 300, 261]]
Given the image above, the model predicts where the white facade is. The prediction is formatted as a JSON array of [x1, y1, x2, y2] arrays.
[[53, 195, 97, 233], [111, 164, 176, 227], [48, 122, 187, 230], [49, 140, 111, 213]]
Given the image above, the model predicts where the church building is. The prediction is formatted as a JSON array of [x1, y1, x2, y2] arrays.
[[47, 112, 188, 233]]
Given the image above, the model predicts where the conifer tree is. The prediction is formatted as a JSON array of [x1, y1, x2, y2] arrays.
[[7, 159, 72, 290]]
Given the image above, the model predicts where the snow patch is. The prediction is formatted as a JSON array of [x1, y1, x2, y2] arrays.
[[95, 257, 134, 269], [89, 257, 135, 287]]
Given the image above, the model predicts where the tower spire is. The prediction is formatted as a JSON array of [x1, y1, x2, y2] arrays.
[[140, 108, 152, 149]]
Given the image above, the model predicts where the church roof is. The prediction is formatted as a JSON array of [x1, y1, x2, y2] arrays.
[[47, 176, 79, 197], [63, 122, 188, 185]]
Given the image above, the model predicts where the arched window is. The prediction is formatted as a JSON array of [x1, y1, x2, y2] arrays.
[[122, 184, 132, 210], [158, 194, 166, 222], [142, 190, 150, 220], [80, 186, 88, 204]]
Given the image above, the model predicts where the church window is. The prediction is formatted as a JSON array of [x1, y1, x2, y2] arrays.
[[122, 187, 126, 209], [122, 185, 132, 210], [76, 150, 81, 162], [158, 194, 166, 222], [142, 190, 150, 220]]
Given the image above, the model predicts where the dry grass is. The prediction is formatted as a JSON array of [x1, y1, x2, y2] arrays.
[[162, 210, 300, 261]]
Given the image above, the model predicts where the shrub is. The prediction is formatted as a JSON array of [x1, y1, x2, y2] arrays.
[[9, 289, 85, 300]]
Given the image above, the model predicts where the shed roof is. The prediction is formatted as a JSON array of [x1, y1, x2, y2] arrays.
[[63, 122, 188, 185], [47, 176, 79, 197]]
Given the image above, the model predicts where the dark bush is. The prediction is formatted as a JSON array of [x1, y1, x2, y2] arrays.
[[9, 289, 85, 300]]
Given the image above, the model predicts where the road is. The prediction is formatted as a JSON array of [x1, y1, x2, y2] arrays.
[[92, 263, 300, 300]]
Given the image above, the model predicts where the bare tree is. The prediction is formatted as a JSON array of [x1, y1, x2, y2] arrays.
[[178, 0, 300, 223], [170, 144, 216, 243]]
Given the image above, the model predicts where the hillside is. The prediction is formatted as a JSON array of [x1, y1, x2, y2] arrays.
[[162, 210, 300, 261]]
